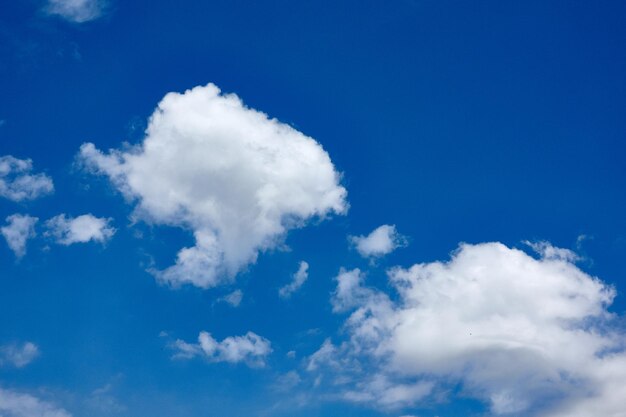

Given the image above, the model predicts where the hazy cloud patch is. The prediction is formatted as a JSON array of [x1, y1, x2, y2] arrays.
[[0, 156, 53, 202], [0, 388, 71, 417], [1, 214, 38, 258], [44, 0, 108, 23], [0, 342, 39, 368]]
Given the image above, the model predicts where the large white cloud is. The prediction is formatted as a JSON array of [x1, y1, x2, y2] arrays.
[[171, 331, 272, 367], [44, 214, 116, 245], [44, 0, 107, 23], [309, 242, 626, 416], [0, 388, 71, 417], [1, 214, 38, 258], [79, 83, 347, 289], [0, 156, 54, 202]]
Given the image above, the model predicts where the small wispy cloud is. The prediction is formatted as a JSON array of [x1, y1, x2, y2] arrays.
[[44, 0, 108, 23], [0, 341, 39, 368], [349, 224, 407, 258], [170, 331, 272, 368], [219, 289, 243, 307], [85, 378, 126, 414], [1, 214, 38, 258], [279, 261, 309, 299]]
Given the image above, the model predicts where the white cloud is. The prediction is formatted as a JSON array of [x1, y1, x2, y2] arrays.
[[0, 342, 39, 368], [85, 381, 125, 414], [44, 214, 116, 245], [279, 261, 309, 299], [349, 224, 407, 258], [79, 83, 347, 289], [44, 0, 107, 23], [1, 214, 38, 258], [171, 331, 272, 367], [306, 338, 337, 372], [330, 268, 370, 312], [524, 240, 579, 262], [343, 376, 433, 409], [219, 289, 243, 307], [309, 242, 626, 415], [273, 371, 302, 392], [0, 388, 71, 417], [0, 156, 54, 202]]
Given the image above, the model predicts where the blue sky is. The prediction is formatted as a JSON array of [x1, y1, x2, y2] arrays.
[[1, 1, 626, 416]]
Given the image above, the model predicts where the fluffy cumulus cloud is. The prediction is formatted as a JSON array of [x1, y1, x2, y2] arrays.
[[0, 388, 71, 417], [44, 214, 116, 245], [0, 342, 39, 368], [171, 331, 272, 367], [79, 83, 347, 289], [0, 156, 53, 202], [308, 242, 626, 416], [279, 261, 309, 299], [1, 214, 38, 258], [44, 0, 107, 23], [349, 224, 407, 258]]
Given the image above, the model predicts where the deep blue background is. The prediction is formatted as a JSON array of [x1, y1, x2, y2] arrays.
[[1, 1, 625, 416]]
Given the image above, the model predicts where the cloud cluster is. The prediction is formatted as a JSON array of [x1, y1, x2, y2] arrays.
[[44, 214, 115, 245], [171, 331, 272, 367], [79, 83, 347, 289], [0, 342, 39, 368], [0, 156, 53, 202], [1, 214, 38, 258], [279, 261, 309, 299], [349, 224, 407, 258], [44, 0, 107, 23], [309, 242, 626, 415], [0, 388, 71, 417], [1, 212, 118, 257]]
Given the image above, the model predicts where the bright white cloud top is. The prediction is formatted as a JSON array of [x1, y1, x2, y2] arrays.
[[45, 214, 116, 245], [349, 224, 407, 258], [0, 155, 54, 202], [44, 0, 107, 23], [172, 331, 272, 367], [0, 388, 71, 417], [310, 242, 626, 416], [279, 261, 309, 299], [0, 342, 39, 368], [1, 214, 38, 258], [79, 83, 347, 289]]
